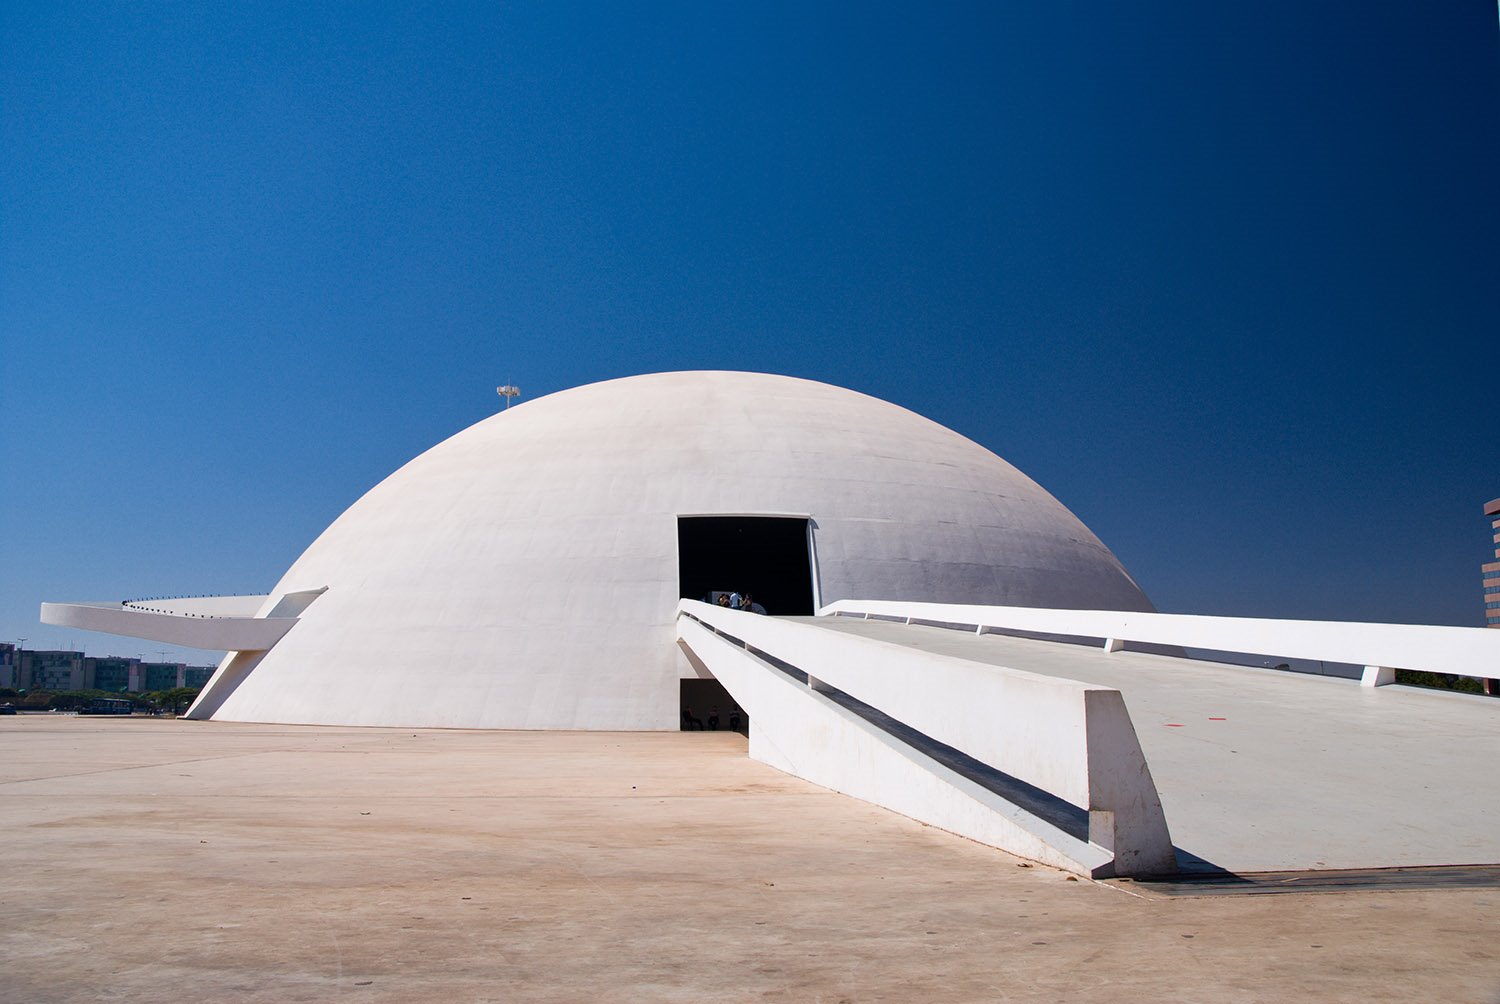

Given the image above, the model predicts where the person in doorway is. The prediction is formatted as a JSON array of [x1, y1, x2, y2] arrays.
[[707, 707, 720, 730], [728, 707, 741, 731], [727, 591, 741, 610], [682, 707, 703, 731], [740, 593, 766, 615], [715, 592, 731, 607]]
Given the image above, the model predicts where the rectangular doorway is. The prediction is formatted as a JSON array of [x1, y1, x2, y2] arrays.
[[677, 515, 815, 615]]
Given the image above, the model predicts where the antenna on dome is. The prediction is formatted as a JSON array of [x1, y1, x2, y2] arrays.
[[497, 384, 521, 409]]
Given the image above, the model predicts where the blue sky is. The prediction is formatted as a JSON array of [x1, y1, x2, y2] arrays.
[[2, 2, 1497, 660]]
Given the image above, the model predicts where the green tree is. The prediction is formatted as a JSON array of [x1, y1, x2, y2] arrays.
[[1395, 670, 1485, 695], [151, 687, 201, 715], [19, 690, 52, 709]]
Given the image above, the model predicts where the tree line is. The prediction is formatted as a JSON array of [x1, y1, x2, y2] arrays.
[[0, 687, 202, 715]]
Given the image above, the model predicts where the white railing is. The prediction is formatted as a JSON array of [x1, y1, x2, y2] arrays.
[[121, 595, 270, 619], [819, 599, 1500, 688]]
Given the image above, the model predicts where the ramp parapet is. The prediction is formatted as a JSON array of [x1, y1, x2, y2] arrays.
[[821, 599, 1500, 688], [676, 599, 1175, 878]]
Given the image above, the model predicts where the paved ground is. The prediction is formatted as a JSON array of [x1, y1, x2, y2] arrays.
[[2, 717, 1497, 1003], [808, 617, 1500, 872]]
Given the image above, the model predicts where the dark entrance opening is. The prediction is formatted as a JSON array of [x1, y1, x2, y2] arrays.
[[679, 678, 747, 734], [676, 516, 814, 616]]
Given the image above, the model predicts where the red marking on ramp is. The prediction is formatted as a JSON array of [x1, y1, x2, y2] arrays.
[[1209, 717, 1227, 721], [1165, 723, 1185, 727]]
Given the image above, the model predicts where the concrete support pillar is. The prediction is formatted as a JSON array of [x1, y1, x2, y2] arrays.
[[1361, 665, 1396, 688], [1102, 638, 1125, 653], [1088, 809, 1116, 852]]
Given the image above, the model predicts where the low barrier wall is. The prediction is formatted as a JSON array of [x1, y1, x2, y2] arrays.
[[820, 599, 1500, 686], [677, 600, 1175, 877]]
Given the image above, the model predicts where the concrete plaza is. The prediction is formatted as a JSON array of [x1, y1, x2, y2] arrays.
[[2, 717, 1496, 1002]]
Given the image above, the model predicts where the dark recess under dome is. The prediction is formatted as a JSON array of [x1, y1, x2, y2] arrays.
[[677, 516, 814, 616]]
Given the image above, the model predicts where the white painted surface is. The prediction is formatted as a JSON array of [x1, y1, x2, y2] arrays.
[[40, 599, 293, 651], [679, 599, 1175, 876], [676, 617, 1117, 877], [822, 599, 1500, 682], [813, 616, 1500, 871], [194, 371, 1150, 729]]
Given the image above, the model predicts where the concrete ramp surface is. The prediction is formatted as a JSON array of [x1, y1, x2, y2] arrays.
[[809, 615, 1500, 873]]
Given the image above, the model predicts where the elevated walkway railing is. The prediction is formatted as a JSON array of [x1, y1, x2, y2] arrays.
[[40, 588, 326, 653], [120, 595, 270, 619], [676, 599, 1176, 878], [819, 599, 1500, 688]]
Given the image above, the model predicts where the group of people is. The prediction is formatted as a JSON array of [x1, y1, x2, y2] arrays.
[[708, 590, 766, 615], [681, 705, 742, 732]]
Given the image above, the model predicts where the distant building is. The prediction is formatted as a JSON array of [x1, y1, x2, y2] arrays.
[[141, 662, 184, 690], [22, 651, 85, 691], [85, 657, 135, 692], [1, 646, 213, 694], [1483, 498, 1500, 695], [1485, 499, 1500, 628]]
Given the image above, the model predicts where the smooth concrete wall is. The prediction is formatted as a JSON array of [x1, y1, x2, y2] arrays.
[[187, 650, 269, 720], [689, 602, 1090, 805], [679, 600, 1175, 877], [676, 617, 1117, 877], [195, 372, 1152, 730]]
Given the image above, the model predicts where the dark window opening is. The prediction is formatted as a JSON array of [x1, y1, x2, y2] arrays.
[[680, 678, 747, 734], [676, 516, 814, 616]]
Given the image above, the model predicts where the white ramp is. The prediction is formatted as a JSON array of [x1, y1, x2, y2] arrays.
[[676, 600, 1175, 878], [812, 614, 1500, 872]]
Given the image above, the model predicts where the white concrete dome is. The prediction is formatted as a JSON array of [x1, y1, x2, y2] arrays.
[[198, 371, 1151, 729]]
